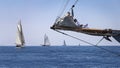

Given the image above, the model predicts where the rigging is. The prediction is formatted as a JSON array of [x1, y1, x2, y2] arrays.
[[51, 0, 120, 57], [53, 29, 120, 57], [58, 0, 70, 18]]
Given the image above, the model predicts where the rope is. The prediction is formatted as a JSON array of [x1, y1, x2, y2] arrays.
[[95, 37, 104, 45], [58, 0, 79, 18], [54, 0, 70, 25], [55, 30, 94, 45], [54, 29, 120, 57], [74, 0, 79, 6], [72, 0, 79, 8], [58, 0, 70, 18]]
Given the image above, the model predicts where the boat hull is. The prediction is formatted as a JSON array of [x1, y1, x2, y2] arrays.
[[16, 45, 24, 48], [42, 45, 50, 46]]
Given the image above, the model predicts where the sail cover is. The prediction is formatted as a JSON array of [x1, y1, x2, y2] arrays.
[[55, 15, 77, 28]]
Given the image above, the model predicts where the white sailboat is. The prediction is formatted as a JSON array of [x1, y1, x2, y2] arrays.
[[42, 34, 50, 46], [79, 43, 80, 46], [63, 40, 66, 46], [15, 20, 25, 48]]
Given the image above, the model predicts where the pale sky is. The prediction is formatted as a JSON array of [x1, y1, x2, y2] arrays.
[[0, 0, 120, 46]]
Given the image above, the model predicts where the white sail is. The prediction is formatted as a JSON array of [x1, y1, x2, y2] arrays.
[[63, 40, 66, 46], [43, 34, 50, 46], [16, 20, 25, 47]]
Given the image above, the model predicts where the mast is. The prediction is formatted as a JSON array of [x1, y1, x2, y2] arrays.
[[16, 20, 25, 47]]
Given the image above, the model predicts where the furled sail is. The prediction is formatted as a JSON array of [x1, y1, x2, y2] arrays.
[[16, 20, 25, 47], [43, 34, 50, 46], [54, 12, 77, 28], [53, 3, 78, 28]]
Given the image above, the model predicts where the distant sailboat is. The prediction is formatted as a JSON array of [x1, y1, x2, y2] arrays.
[[63, 40, 66, 46], [15, 20, 25, 48], [42, 34, 50, 46], [79, 43, 80, 46]]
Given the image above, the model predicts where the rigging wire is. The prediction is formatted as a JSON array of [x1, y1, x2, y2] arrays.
[[54, 29, 120, 57], [54, 0, 70, 25], [58, 0, 70, 18], [58, 0, 79, 18], [95, 37, 104, 45], [72, 0, 79, 8]]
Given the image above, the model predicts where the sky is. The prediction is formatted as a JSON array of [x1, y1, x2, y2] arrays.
[[0, 0, 120, 46]]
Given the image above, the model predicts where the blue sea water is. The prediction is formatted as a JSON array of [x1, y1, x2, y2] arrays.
[[0, 46, 120, 68]]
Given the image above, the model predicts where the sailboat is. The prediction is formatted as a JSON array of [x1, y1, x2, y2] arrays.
[[63, 40, 66, 46], [42, 34, 50, 46], [79, 43, 80, 46], [15, 20, 25, 48]]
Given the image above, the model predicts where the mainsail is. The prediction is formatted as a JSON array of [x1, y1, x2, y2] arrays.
[[16, 20, 25, 47], [43, 34, 50, 46]]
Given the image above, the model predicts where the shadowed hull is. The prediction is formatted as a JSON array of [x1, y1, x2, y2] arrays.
[[51, 26, 120, 43], [16, 45, 24, 48]]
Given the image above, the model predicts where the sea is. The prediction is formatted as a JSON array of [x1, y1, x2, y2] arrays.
[[0, 46, 120, 68]]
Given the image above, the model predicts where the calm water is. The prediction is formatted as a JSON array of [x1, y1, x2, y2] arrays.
[[0, 46, 120, 68]]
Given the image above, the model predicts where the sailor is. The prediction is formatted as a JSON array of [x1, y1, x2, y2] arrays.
[[74, 18, 80, 27], [67, 12, 70, 16], [65, 12, 73, 19], [83, 24, 88, 28], [63, 12, 73, 22], [66, 12, 81, 27]]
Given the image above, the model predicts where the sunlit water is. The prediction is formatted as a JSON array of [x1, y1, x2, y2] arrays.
[[0, 46, 120, 68]]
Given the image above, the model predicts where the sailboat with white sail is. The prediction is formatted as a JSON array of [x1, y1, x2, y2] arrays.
[[42, 34, 50, 46], [15, 20, 25, 48], [79, 43, 80, 46], [63, 40, 66, 46]]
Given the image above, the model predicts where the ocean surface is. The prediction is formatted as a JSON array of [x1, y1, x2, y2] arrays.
[[0, 46, 120, 68]]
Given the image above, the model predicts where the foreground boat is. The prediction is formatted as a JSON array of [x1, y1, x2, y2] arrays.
[[50, 0, 120, 44]]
